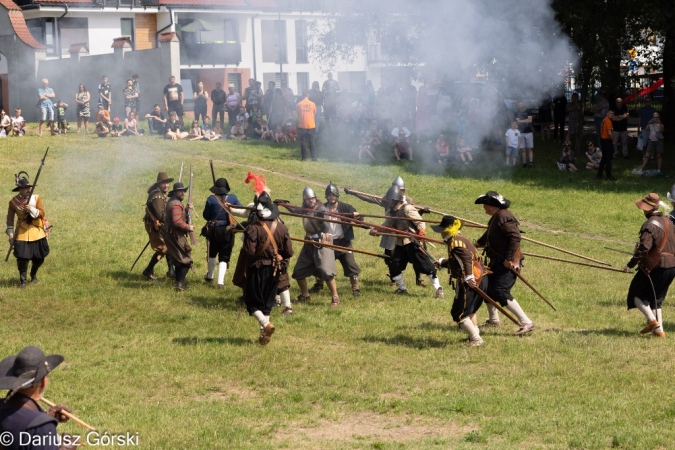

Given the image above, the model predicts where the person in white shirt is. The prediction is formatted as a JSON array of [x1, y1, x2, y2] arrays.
[[504, 121, 521, 166], [0, 110, 10, 137], [11, 109, 25, 137]]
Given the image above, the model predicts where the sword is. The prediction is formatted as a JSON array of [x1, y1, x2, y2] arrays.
[[130, 241, 151, 271]]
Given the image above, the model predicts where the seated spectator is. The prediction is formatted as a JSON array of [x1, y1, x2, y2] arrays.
[[638, 112, 666, 174], [358, 135, 375, 160], [249, 105, 261, 127], [95, 104, 110, 137], [54, 100, 69, 136], [110, 117, 123, 137], [145, 104, 167, 135], [165, 111, 188, 140], [585, 141, 602, 170], [390, 124, 411, 140], [213, 122, 226, 140], [236, 106, 250, 133], [274, 125, 287, 143], [392, 130, 413, 161], [366, 121, 382, 145], [259, 119, 273, 140], [504, 120, 520, 166], [285, 121, 297, 143], [200, 116, 219, 141], [122, 111, 144, 136], [252, 116, 264, 139], [0, 110, 10, 137], [11, 109, 25, 137], [456, 136, 474, 164], [558, 141, 578, 171], [434, 133, 451, 163], [230, 122, 247, 140], [188, 120, 203, 140]]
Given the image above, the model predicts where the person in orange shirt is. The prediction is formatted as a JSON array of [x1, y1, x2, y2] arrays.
[[597, 109, 615, 181], [296, 90, 317, 161]]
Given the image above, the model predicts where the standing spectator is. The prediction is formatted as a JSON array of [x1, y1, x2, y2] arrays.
[[281, 80, 295, 109], [122, 111, 144, 136], [163, 75, 184, 128], [193, 82, 208, 125], [415, 86, 432, 143], [55, 100, 68, 135], [505, 120, 520, 167], [263, 81, 276, 118], [11, 108, 25, 137], [516, 101, 534, 168], [552, 91, 567, 143], [592, 92, 609, 147], [322, 72, 339, 132], [611, 97, 629, 159], [0, 110, 10, 136], [597, 110, 615, 180], [308, 81, 323, 132], [225, 85, 241, 127], [296, 90, 317, 161], [75, 84, 91, 133], [210, 82, 226, 130], [637, 97, 657, 155], [98, 75, 112, 111], [243, 78, 262, 113], [123, 79, 139, 118], [585, 141, 602, 170], [132, 74, 141, 111], [637, 112, 665, 173], [566, 93, 582, 152], [268, 88, 287, 130], [145, 104, 167, 135], [538, 97, 553, 141], [37, 78, 55, 136]]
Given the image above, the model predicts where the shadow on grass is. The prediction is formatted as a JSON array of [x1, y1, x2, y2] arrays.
[[188, 295, 239, 311], [172, 336, 249, 346], [106, 270, 176, 288], [548, 327, 635, 337], [362, 334, 448, 349], [404, 321, 450, 331]]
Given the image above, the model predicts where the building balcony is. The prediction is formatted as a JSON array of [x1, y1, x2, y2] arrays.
[[179, 42, 241, 66]]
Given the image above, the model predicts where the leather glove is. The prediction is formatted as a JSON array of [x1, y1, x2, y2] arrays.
[[273, 199, 290, 205], [418, 207, 431, 215], [47, 404, 72, 423], [369, 229, 379, 237], [27, 206, 40, 219], [5, 227, 13, 239], [343, 187, 351, 194], [433, 258, 443, 269]]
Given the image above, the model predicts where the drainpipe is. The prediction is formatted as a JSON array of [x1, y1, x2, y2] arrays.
[[156, 6, 174, 46], [251, 14, 258, 80]]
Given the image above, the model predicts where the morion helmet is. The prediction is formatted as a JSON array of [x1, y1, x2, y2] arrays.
[[392, 176, 405, 190], [325, 181, 339, 198]]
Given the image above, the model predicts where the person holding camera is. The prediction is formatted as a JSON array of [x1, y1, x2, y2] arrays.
[[558, 141, 578, 172]]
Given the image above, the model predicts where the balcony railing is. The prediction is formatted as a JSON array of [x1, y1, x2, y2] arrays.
[[179, 42, 242, 66]]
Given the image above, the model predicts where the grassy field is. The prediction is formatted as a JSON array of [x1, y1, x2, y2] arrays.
[[1, 125, 675, 449]]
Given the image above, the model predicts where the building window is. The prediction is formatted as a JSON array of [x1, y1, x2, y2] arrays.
[[228, 73, 242, 94], [263, 73, 288, 91], [120, 18, 135, 49], [297, 72, 309, 94], [26, 18, 58, 56], [262, 20, 287, 63], [178, 19, 238, 44], [295, 20, 308, 63]]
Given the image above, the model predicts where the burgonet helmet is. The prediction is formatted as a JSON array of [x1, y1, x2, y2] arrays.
[[392, 176, 406, 190], [303, 186, 316, 200], [384, 185, 403, 202], [325, 181, 339, 198], [475, 191, 510, 209]]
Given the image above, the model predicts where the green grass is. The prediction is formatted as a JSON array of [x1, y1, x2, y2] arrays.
[[1, 125, 675, 449]]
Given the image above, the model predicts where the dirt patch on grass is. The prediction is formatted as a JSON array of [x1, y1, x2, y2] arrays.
[[275, 412, 471, 446], [196, 385, 258, 402]]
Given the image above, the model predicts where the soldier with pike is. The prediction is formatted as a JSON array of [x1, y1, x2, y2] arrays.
[[142, 172, 175, 280], [432, 216, 487, 347], [474, 191, 535, 335], [6, 174, 50, 289], [162, 182, 195, 291]]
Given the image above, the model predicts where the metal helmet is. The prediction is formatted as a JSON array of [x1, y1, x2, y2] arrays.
[[302, 186, 316, 200], [392, 176, 406, 190], [325, 181, 339, 198], [384, 185, 403, 202]]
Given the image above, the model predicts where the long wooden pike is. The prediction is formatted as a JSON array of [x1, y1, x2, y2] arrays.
[[345, 212, 442, 224], [40, 397, 96, 431], [604, 246, 633, 256], [471, 286, 520, 326], [510, 269, 557, 311], [522, 252, 629, 273], [521, 236, 610, 266], [280, 210, 372, 229], [291, 237, 390, 259]]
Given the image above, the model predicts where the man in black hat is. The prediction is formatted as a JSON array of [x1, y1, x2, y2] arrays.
[[309, 182, 362, 297], [475, 191, 534, 335], [241, 193, 293, 345], [370, 185, 443, 298], [162, 182, 194, 291], [432, 216, 486, 346], [202, 178, 247, 288], [6, 176, 50, 289], [0, 346, 76, 450], [142, 171, 175, 280]]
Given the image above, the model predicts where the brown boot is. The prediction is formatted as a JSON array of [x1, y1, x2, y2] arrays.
[[350, 276, 360, 297], [259, 323, 275, 345], [640, 320, 659, 334]]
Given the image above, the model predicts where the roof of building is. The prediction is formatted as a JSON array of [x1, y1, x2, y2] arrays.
[[158, 0, 278, 7], [111, 37, 133, 48], [158, 31, 181, 42], [69, 42, 89, 53], [0, 0, 21, 11], [8, 12, 46, 49]]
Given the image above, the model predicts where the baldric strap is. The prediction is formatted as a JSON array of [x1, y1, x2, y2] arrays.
[[256, 220, 279, 257]]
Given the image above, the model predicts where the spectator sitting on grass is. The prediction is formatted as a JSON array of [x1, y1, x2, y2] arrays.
[[259, 120, 273, 141], [0, 110, 11, 137], [95, 104, 110, 137], [165, 111, 188, 140], [390, 123, 411, 140], [252, 116, 264, 139], [392, 130, 413, 161], [230, 122, 247, 140], [456, 135, 474, 164], [274, 125, 287, 143], [236, 106, 250, 133], [585, 141, 602, 170], [558, 141, 577, 172], [434, 133, 450, 164], [11, 109, 25, 137], [285, 121, 297, 143], [359, 135, 375, 161], [122, 111, 144, 136], [189, 120, 203, 141], [366, 121, 382, 145], [110, 117, 123, 137], [637, 112, 666, 174], [200, 117, 219, 141], [145, 105, 167, 135], [249, 105, 261, 127], [213, 122, 226, 140]]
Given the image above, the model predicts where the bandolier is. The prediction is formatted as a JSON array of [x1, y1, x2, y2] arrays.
[[142, 172, 174, 280]]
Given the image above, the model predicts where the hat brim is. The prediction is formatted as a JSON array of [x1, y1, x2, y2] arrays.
[[635, 199, 658, 211], [158, 178, 174, 184], [0, 354, 63, 390], [430, 224, 446, 233], [168, 188, 188, 196], [210, 186, 229, 195], [12, 185, 32, 192]]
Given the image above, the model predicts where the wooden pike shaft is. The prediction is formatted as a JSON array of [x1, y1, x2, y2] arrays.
[[604, 246, 633, 256], [280, 211, 371, 229], [522, 236, 610, 266], [522, 252, 628, 273], [40, 397, 96, 431], [377, 232, 445, 244], [290, 237, 388, 259], [471, 286, 520, 325], [353, 213, 441, 224], [426, 208, 487, 228], [510, 269, 557, 311]]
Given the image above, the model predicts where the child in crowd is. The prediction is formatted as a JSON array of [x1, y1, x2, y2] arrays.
[[165, 111, 188, 140], [55, 101, 69, 135], [285, 121, 297, 143], [189, 120, 203, 140], [504, 120, 520, 166], [434, 133, 450, 164], [249, 105, 261, 127], [585, 140, 602, 170], [456, 136, 474, 164], [392, 130, 412, 161], [230, 122, 247, 140], [236, 106, 250, 133], [110, 118, 123, 137], [558, 141, 577, 171], [200, 117, 219, 141], [213, 122, 226, 140], [366, 121, 382, 146], [95, 104, 110, 137], [11, 109, 25, 137], [259, 120, 273, 141], [274, 125, 287, 143], [0, 110, 11, 137]]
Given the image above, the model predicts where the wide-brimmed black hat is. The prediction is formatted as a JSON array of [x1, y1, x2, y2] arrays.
[[156, 171, 174, 184], [431, 215, 459, 233], [168, 182, 189, 196], [475, 191, 510, 209], [0, 346, 63, 391], [210, 178, 230, 195], [12, 178, 32, 192]]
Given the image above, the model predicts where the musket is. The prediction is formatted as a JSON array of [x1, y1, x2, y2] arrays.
[[522, 252, 629, 273], [40, 397, 96, 431], [6, 147, 49, 262], [209, 159, 217, 185], [342, 212, 442, 224], [604, 246, 633, 256], [471, 286, 520, 326], [510, 268, 557, 311], [187, 165, 198, 246], [178, 161, 185, 183], [130, 240, 151, 271]]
